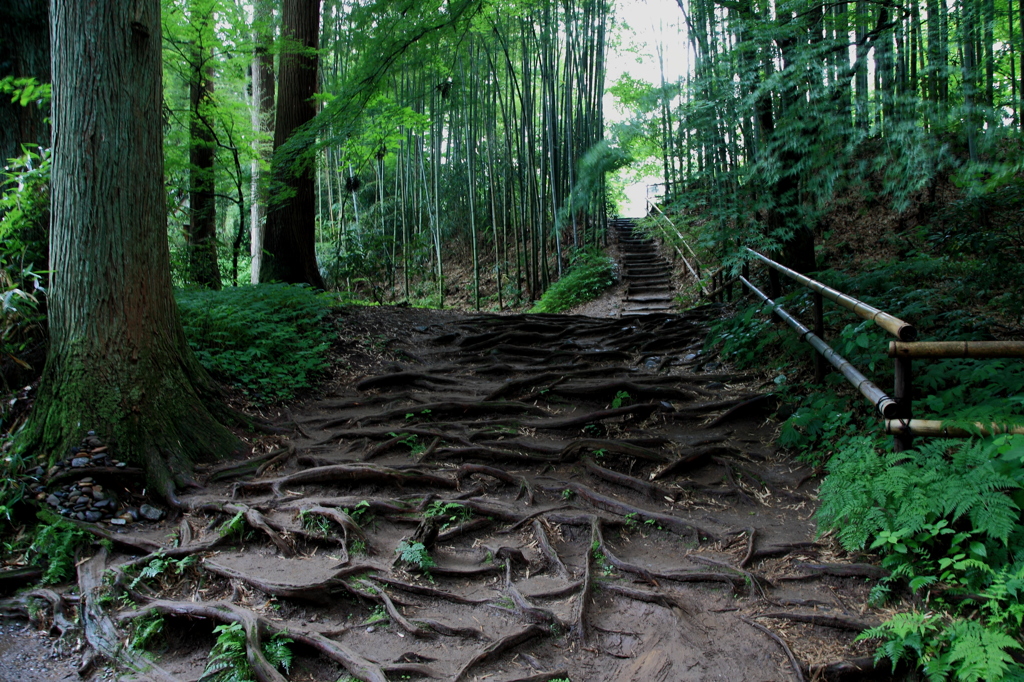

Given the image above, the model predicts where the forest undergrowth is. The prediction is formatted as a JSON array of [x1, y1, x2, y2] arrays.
[[673, 172, 1024, 681]]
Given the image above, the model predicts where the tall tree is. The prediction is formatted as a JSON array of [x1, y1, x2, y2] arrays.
[[26, 0, 242, 501], [260, 0, 325, 287], [249, 0, 276, 284], [186, 0, 221, 289]]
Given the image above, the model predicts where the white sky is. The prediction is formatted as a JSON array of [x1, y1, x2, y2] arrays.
[[606, 0, 690, 215]]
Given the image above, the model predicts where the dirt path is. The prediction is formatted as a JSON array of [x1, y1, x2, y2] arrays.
[[1, 304, 898, 681]]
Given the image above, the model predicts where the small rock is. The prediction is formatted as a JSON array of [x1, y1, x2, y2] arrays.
[[75, 512, 86, 520], [115, 462, 127, 468], [46, 494, 60, 507], [47, 466, 60, 478], [87, 430, 96, 436], [706, 382, 726, 390], [71, 457, 90, 468], [85, 511, 103, 522], [94, 499, 113, 509], [31, 466, 44, 477], [92, 489, 106, 501], [79, 477, 94, 484], [366, 626, 375, 633], [109, 518, 127, 526], [90, 454, 107, 463], [644, 357, 660, 369], [139, 504, 164, 521], [703, 361, 722, 371]]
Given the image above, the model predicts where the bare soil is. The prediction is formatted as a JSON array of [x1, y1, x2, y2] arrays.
[[1, 300, 901, 682]]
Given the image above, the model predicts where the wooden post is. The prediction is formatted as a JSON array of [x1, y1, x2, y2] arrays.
[[813, 291, 825, 383], [893, 357, 913, 451]]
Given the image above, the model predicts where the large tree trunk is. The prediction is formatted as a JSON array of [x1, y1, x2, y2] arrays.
[[259, 0, 325, 288], [26, 0, 242, 502], [249, 0, 275, 285], [0, 0, 50, 162]]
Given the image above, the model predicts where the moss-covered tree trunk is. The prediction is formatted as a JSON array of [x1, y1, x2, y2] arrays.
[[25, 0, 243, 501]]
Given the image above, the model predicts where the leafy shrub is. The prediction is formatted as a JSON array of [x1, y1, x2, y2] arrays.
[[176, 283, 333, 403], [0, 146, 50, 391], [529, 250, 616, 313]]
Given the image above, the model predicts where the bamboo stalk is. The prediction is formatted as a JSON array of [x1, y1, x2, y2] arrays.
[[885, 419, 1024, 438], [745, 248, 916, 341], [740, 277, 898, 418], [888, 340, 1024, 359]]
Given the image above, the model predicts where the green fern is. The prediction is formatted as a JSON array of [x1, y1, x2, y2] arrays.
[[818, 436, 1024, 555], [860, 612, 1024, 682], [203, 622, 292, 682]]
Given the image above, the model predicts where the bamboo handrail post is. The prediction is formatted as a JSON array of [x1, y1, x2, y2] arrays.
[[813, 291, 825, 383], [893, 357, 914, 452]]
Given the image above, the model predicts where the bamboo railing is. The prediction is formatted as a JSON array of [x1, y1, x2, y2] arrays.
[[711, 248, 1024, 451]]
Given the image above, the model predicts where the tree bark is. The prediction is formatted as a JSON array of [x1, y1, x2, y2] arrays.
[[249, 0, 276, 284], [260, 0, 325, 288], [27, 0, 243, 501]]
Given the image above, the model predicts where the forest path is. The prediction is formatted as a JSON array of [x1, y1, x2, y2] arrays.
[[6, 306, 895, 681], [610, 218, 676, 316]]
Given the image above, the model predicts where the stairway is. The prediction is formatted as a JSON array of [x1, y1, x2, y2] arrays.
[[610, 217, 676, 316]]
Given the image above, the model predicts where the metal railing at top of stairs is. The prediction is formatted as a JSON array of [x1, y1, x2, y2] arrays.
[[707, 247, 1024, 451]]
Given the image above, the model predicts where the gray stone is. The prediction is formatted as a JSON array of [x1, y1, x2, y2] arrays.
[[46, 494, 59, 507], [71, 457, 90, 468], [109, 518, 127, 526], [139, 504, 164, 521], [92, 489, 106, 501], [84, 511, 103, 522]]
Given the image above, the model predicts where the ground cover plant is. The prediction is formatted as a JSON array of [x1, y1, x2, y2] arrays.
[[528, 250, 617, 314], [175, 283, 335, 404]]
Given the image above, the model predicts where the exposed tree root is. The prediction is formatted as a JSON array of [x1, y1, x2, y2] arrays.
[[781, 562, 890, 580], [233, 463, 459, 497], [738, 614, 806, 682], [555, 481, 719, 542], [565, 439, 670, 463], [457, 463, 535, 503], [201, 558, 375, 600], [599, 582, 688, 613], [758, 612, 874, 632], [126, 598, 389, 682], [532, 518, 570, 579], [78, 548, 180, 682], [452, 624, 547, 682]]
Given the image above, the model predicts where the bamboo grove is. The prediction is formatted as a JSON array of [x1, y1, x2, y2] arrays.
[[156, 0, 613, 308], [614, 0, 1024, 272]]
